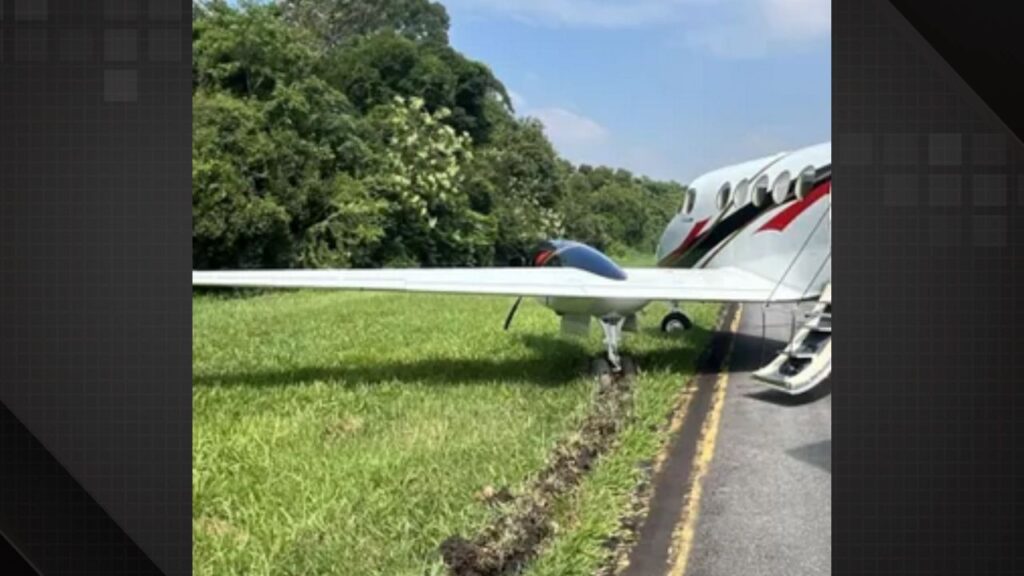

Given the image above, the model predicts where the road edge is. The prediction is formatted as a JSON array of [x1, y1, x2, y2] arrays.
[[619, 303, 742, 576]]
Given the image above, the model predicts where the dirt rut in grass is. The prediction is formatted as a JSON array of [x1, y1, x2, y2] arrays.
[[440, 358, 637, 576]]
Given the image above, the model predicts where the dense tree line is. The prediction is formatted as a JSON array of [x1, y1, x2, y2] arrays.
[[193, 0, 686, 269]]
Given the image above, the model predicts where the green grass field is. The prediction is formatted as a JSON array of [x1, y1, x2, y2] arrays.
[[193, 283, 719, 575]]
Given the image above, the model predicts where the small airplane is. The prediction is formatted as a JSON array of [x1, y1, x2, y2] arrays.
[[194, 141, 832, 394]]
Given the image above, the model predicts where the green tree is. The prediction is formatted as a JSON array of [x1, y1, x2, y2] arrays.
[[280, 0, 450, 48], [323, 32, 510, 143], [193, 3, 376, 269], [193, 1, 315, 99], [559, 165, 687, 254], [464, 118, 566, 263], [192, 91, 292, 268], [299, 174, 388, 267], [363, 96, 494, 266], [191, 1, 690, 270]]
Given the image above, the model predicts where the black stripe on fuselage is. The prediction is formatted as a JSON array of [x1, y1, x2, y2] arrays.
[[665, 166, 833, 269], [669, 201, 774, 268]]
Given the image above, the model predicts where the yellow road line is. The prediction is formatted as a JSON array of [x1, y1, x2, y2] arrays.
[[667, 304, 743, 576], [616, 350, 702, 576]]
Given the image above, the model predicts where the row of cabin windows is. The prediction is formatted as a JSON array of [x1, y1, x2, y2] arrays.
[[682, 165, 819, 215]]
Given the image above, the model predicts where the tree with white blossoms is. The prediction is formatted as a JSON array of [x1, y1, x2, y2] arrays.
[[364, 95, 495, 266], [192, 2, 686, 270]]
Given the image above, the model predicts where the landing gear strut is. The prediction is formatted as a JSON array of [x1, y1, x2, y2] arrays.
[[660, 305, 693, 333], [599, 317, 626, 372]]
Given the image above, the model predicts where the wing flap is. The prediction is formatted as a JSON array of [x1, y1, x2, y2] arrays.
[[192, 266, 803, 303]]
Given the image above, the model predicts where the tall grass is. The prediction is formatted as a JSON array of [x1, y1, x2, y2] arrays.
[[193, 289, 717, 575]]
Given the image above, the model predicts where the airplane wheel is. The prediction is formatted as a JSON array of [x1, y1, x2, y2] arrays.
[[661, 311, 693, 333], [590, 357, 614, 378]]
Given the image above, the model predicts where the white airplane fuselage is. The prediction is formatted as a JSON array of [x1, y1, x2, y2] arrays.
[[537, 141, 832, 321], [657, 142, 831, 297]]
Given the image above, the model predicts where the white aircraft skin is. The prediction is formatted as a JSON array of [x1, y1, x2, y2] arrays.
[[656, 141, 831, 298], [527, 141, 831, 329], [194, 141, 832, 376]]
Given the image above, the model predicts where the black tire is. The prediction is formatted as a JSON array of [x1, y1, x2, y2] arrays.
[[661, 311, 693, 333], [590, 357, 613, 378]]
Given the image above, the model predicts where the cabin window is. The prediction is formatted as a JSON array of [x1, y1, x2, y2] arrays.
[[771, 171, 791, 204], [716, 182, 732, 211], [734, 179, 750, 207], [795, 166, 816, 199], [681, 188, 696, 214], [751, 175, 770, 206]]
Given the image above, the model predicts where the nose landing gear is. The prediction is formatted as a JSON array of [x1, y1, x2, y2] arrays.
[[599, 317, 626, 372]]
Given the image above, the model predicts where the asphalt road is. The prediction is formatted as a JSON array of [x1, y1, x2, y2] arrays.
[[686, 305, 832, 576], [622, 303, 831, 576]]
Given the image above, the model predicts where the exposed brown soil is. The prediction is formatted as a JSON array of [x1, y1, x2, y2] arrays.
[[440, 357, 638, 576], [440, 305, 736, 576]]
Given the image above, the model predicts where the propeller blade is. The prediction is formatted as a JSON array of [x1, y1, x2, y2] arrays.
[[503, 296, 524, 331]]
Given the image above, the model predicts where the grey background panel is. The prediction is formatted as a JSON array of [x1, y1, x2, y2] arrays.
[[0, 1, 191, 574]]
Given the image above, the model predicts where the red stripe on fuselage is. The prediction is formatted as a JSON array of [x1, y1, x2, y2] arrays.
[[656, 217, 710, 267], [674, 217, 710, 256], [756, 180, 831, 234]]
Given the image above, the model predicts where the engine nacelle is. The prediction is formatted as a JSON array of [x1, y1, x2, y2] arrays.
[[531, 239, 628, 280], [530, 240, 647, 319]]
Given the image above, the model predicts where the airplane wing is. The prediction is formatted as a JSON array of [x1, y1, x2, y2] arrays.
[[192, 266, 805, 303]]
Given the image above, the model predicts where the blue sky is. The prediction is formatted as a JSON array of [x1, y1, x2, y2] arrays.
[[442, 0, 831, 183]]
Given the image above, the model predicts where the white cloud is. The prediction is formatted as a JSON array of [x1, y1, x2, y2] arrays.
[[446, 0, 708, 29], [511, 98, 616, 167], [760, 0, 831, 39], [531, 107, 610, 145], [447, 0, 829, 57], [686, 22, 771, 59], [506, 97, 827, 183], [685, 0, 830, 58]]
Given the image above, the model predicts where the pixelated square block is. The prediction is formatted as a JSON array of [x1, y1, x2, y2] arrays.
[[971, 215, 1006, 248], [971, 133, 1007, 166], [60, 30, 94, 62], [928, 215, 961, 247], [928, 133, 962, 166], [838, 133, 873, 166], [105, 0, 139, 20], [105, 69, 138, 102], [883, 173, 919, 206], [105, 29, 138, 62], [147, 29, 180, 62], [148, 0, 181, 21], [14, 29, 48, 62], [927, 174, 961, 207], [971, 174, 1007, 207], [883, 133, 918, 165], [15, 0, 47, 21]]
